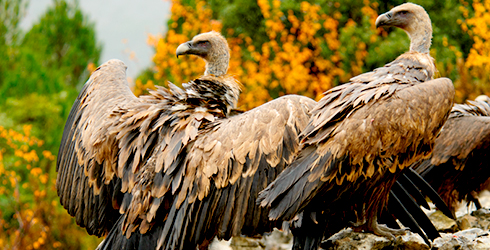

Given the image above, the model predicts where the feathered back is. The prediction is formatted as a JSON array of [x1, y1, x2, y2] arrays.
[[56, 56, 242, 235], [413, 96, 490, 214], [258, 6, 454, 247]]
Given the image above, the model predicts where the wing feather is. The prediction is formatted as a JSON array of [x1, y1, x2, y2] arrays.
[[186, 95, 315, 237], [430, 111, 490, 167], [116, 95, 315, 248], [57, 59, 210, 237], [259, 72, 454, 221], [56, 60, 138, 236], [412, 99, 490, 213]]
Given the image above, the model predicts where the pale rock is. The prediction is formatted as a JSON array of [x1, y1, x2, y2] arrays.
[[457, 208, 490, 231], [472, 208, 490, 218], [432, 233, 475, 250], [230, 236, 264, 250], [321, 228, 392, 250], [393, 232, 430, 250], [459, 214, 479, 230], [454, 228, 486, 241], [474, 234, 490, 250], [209, 238, 232, 250], [262, 229, 293, 250], [429, 210, 458, 232]]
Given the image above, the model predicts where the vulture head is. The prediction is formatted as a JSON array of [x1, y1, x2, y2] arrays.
[[176, 31, 230, 76], [375, 3, 432, 54]]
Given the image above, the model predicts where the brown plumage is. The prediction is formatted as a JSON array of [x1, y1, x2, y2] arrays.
[[258, 3, 454, 248], [56, 31, 317, 250], [56, 31, 237, 237], [413, 95, 490, 216]]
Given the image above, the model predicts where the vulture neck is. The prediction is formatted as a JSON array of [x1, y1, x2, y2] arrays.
[[405, 20, 432, 54], [204, 51, 230, 77]]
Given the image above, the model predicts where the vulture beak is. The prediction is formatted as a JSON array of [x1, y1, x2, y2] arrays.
[[176, 40, 209, 58], [375, 11, 393, 28], [176, 41, 192, 58]]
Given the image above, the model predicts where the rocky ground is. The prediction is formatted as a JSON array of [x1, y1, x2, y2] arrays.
[[209, 191, 490, 249]]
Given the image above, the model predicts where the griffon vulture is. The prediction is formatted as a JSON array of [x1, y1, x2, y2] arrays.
[[258, 3, 455, 249], [413, 95, 490, 216], [56, 31, 317, 250]]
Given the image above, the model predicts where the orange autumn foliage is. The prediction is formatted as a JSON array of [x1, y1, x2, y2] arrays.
[[453, 0, 490, 101], [138, 0, 490, 108], [138, 0, 379, 110], [0, 125, 55, 250], [0, 125, 100, 250]]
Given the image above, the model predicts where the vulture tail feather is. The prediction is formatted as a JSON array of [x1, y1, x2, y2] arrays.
[[391, 182, 440, 241], [406, 168, 455, 219], [96, 215, 146, 250], [387, 191, 431, 246], [398, 172, 430, 209]]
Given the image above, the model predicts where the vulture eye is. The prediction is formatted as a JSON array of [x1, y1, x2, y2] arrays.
[[196, 40, 210, 47], [398, 10, 409, 16]]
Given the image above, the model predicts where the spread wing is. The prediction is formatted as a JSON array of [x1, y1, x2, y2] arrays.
[[258, 77, 454, 221], [57, 59, 214, 237], [100, 95, 317, 250], [184, 95, 316, 240], [56, 60, 137, 236]]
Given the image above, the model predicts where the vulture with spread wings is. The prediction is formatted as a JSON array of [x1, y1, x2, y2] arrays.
[[56, 31, 317, 250], [413, 95, 490, 216], [258, 3, 455, 249]]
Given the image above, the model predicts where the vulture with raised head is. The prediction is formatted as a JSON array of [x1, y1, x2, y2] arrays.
[[56, 31, 317, 250], [258, 3, 455, 249], [413, 95, 490, 216]]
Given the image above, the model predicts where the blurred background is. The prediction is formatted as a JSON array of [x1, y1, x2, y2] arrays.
[[20, 0, 170, 79], [0, 0, 488, 249]]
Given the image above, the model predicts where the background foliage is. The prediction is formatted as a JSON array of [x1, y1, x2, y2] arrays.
[[1, 0, 490, 249], [137, 0, 490, 109], [0, 0, 102, 249]]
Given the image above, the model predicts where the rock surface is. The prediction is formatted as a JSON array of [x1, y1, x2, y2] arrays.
[[429, 210, 458, 232], [321, 228, 393, 250], [209, 229, 292, 250], [432, 228, 490, 250], [321, 228, 429, 250], [458, 208, 490, 231], [209, 191, 490, 249]]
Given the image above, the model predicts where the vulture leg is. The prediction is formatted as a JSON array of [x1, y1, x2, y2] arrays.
[[467, 191, 482, 210], [366, 216, 408, 238], [378, 208, 401, 230], [197, 239, 211, 250], [351, 215, 408, 239], [351, 206, 408, 238]]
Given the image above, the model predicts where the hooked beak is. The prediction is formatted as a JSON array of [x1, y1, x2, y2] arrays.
[[375, 11, 393, 28], [176, 41, 192, 58]]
